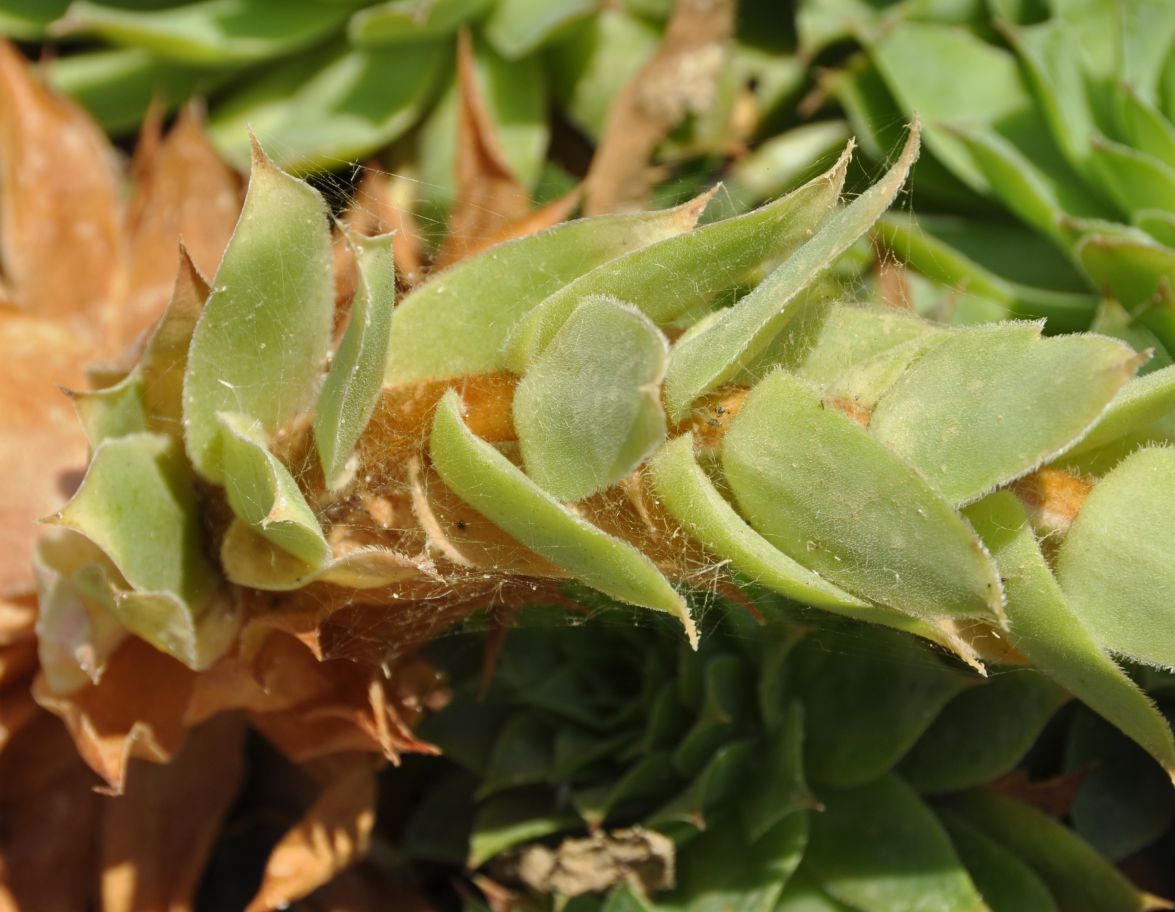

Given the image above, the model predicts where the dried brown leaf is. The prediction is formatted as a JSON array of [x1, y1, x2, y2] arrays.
[[584, 0, 735, 214], [0, 41, 123, 336], [99, 714, 246, 912], [433, 30, 530, 270], [245, 757, 377, 912], [121, 105, 241, 344], [33, 636, 196, 793]]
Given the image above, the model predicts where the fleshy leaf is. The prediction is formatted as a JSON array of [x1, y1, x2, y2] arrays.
[[47, 433, 235, 668], [513, 296, 668, 501], [219, 520, 430, 592], [1067, 364, 1175, 456], [430, 390, 697, 645], [869, 323, 1140, 505], [348, 0, 492, 45], [208, 42, 446, 172], [504, 147, 850, 371], [483, 0, 597, 59], [721, 370, 1005, 623], [648, 434, 867, 612], [965, 491, 1175, 781], [792, 628, 973, 788], [941, 815, 1059, 912], [52, 0, 351, 65], [314, 231, 395, 491], [898, 671, 1069, 794], [183, 138, 333, 483], [70, 375, 148, 447], [386, 193, 711, 384], [1054, 446, 1175, 668], [218, 413, 329, 568], [663, 123, 919, 421], [804, 774, 989, 912], [942, 790, 1150, 912]]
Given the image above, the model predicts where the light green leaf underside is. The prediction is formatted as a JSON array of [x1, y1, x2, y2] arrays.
[[805, 775, 990, 912], [943, 790, 1150, 912], [1069, 364, 1175, 455], [1055, 446, 1175, 669], [219, 519, 430, 592], [208, 42, 446, 172], [869, 323, 1139, 505], [48, 433, 233, 668], [348, 0, 491, 45], [648, 434, 866, 612], [514, 296, 668, 501], [722, 370, 1005, 624], [53, 0, 352, 65], [183, 141, 333, 483], [386, 193, 710, 384], [965, 492, 1175, 782], [663, 124, 919, 421], [430, 391, 697, 646], [504, 147, 851, 371], [218, 412, 330, 568], [314, 231, 396, 491]]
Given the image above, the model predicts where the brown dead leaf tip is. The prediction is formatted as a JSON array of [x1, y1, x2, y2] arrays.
[[1012, 466, 1093, 533]]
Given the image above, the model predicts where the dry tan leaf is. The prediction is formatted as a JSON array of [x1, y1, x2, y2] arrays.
[[245, 757, 377, 912], [480, 186, 583, 251], [0, 712, 99, 910], [432, 30, 531, 270], [33, 636, 196, 793], [99, 714, 246, 912], [0, 41, 123, 336], [584, 0, 735, 214], [121, 104, 241, 344]]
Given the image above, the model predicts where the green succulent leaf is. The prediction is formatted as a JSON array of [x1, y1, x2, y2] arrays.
[[965, 491, 1175, 781], [52, 0, 353, 65], [942, 790, 1150, 912], [0, 0, 71, 39], [514, 296, 667, 501], [1089, 135, 1175, 217], [721, 370, 1005, 623], [44, 47, 228, 134], [941, 815, 1059, 912], [505, 147, 851, 371], [483, 0, 596, 59], [70, 375, 148, 447], [651, 740, 754, 837], [793, 628, 973, 787], [387, 194, 710, 384], [868, 322, 1140, 505], [804, 774, 989, 912], [898, 670, 1069, 793], [183, 139, 332, 483], [208, 41, 447, 172], [430, 390, 697, 645], [742, 703, 815, 842], [1055, 446, 1175, 668], [663, 124, 919, 421], [468, 790, 579, 868], [1076, 234, 1175, 313], [774, 868, 857, 912], [217, 412, 329, 568], [1067, 364, 1175, 456], [1116, 86, 1175, 166], [314, 231, 395, 491], [47, 433, 235, 668], [647, 434, 867, 613], [347, 0, 492, 45]]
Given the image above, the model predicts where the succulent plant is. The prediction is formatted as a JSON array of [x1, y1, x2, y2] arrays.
[[406, 600, 1173, 910], [805, 0, 1175, 358]]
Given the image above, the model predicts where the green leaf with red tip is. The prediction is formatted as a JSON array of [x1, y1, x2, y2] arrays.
[[663, 124, 919, 421], [869, 323, 1140, 505], [964, 491, 1175, 781], [314, 231, 395, 491], [430, 390, 697, 645], [217, 412, 329, 569], [513, 296, 668, 501], [504, 147, 851, 371], [183, 139, 333, 483], [386, 193, 712, 384], [721, 370, 1005, 624], [1055, 446, 1175, 669]]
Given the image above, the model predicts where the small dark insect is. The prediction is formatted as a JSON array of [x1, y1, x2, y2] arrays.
[[456, 520, 467, 531]]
